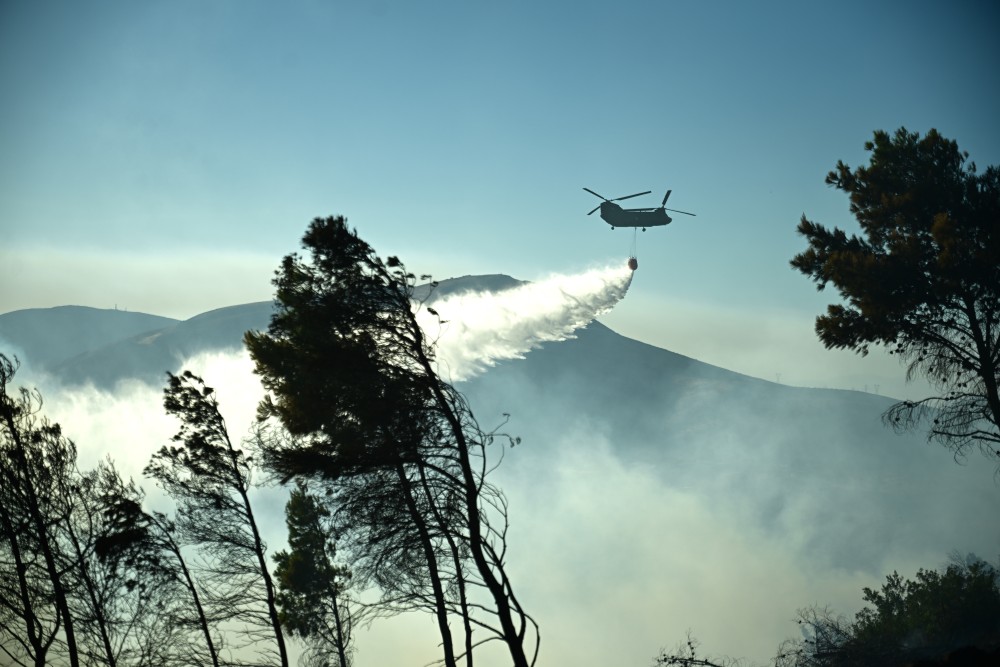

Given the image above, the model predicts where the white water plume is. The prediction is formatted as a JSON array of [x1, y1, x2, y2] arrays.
[[416, 264, 634, 381]]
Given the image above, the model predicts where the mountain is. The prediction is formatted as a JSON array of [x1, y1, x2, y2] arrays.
[[462, 321, 996, 571], [52, 302, 276, 388], [0, 306, 177, 370], [1, 276, 996, 575], [0, 275, 525, 389], [2, 274, 997, 664]]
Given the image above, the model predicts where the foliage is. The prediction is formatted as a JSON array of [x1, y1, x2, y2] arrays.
[[96, 461, 222, 667], [146, 370, 288, 667], [273, 481, 356, 667], [0, 353, 77, 666], [1, 355, 194, 667], [246, 216, 537, 667], [59, 460, 185, 667], [655, 632, 740, 667], [791, 128, 1000, 470], [776, 555, 1000, 666]]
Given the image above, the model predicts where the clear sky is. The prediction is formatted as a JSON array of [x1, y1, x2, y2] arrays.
[[2, 0, 998, 398]]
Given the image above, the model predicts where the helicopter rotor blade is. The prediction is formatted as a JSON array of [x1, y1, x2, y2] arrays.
[[664, 207, 696, 216], [587, 205, 602, 215], [583, 187, 608, 201], [661, 189, 672, 207], [611, 190, 651, 202]]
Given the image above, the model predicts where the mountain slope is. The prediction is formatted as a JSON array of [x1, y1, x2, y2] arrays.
[[0, 306, 177, 369], [48, 302, 275, 387], [0, 276, 526, 389], [459, 318, 998, 573], [3, 275, 998, 665], [4, 278, 996, 576]]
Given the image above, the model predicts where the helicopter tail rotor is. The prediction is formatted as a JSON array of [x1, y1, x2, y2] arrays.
[[658, 188, 695, 216]]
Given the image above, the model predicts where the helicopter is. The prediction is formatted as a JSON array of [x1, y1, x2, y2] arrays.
[[584, 187, 696, 230]]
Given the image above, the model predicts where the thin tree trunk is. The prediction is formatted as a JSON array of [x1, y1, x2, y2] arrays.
[[397, 462, 457, 667], [329, 587, 349, 667], [161, 529, 220, 667], [65, 520, 117, 667], [0, 499, 48, 665], [0, 408, 80, 667], [418, 460, 473, 667], [410, 334, 532, 667], [228, 442, 289, 667]]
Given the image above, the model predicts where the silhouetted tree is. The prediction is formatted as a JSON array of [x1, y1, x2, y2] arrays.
[[273, 481, 357, 667], [774, 608, 854, 667], [96, 460, 222, 667], [2, 355, 227, 667], [145, 370, 288, 667], [775, 555, 1000, 666], [245, 216, 538, 667], [791, 128, 1000, 471], [58, 459, 187, 667], [0, 353, 81, 667], [0, 457, 59, 667], [655, 632, 737, 667]]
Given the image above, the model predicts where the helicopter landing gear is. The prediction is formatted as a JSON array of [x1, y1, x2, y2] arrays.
[[641, 227, 646, 232]]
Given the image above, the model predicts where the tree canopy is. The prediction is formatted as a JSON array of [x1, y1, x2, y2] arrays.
[[2, 356, 211, 667], [246, 216, 537, 667], [146, 371, 288, 667], [791, 128, 1000, 469], [272, 481, 355, 667], [777, 555, 1000, 666]]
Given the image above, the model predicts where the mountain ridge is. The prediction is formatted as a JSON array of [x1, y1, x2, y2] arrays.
[[0, 305, 178, 370], [1, 275, 996, 582]]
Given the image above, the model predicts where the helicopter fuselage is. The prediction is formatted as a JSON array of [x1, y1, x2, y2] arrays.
[[599, 202, 672, 229]]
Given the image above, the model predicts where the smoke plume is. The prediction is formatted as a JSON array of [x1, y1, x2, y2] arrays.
[[416, 264, 633, 381]]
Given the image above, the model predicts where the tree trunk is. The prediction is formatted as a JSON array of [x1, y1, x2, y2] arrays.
[[230, 446, 289, 667], [397, 462, 457, 667], [0, 408, 80, 667], [418, 460, 474, 667], [422, 375, 531, 667], [0, 499, 48, 665], [65, 518, 117, 667], [408, 306, 532, 667], [162, 529, 220, 667], [330, 587, 349, 667]]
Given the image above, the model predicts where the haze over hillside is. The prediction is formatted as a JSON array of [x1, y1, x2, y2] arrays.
[[1, 274, 996, 665]]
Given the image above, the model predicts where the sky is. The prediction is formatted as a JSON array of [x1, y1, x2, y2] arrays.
[[2, 1, 999, 399]]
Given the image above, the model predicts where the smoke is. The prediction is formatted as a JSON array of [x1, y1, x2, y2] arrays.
[[27, 350, 266, 504], [416, 264, 633, 381], [9, 268, 998, 667]]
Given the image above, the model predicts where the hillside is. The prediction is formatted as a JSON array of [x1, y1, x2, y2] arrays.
[[0, 305, 177, 370], [1, 277, 996, 577], [2, 275, 997, 665], [0, 275, 525, 389]]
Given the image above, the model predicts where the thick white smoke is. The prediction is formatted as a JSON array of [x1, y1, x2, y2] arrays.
[[416, 264, 633, 381]]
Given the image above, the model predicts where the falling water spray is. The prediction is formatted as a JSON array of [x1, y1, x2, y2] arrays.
[[415, 264, 634, 381]]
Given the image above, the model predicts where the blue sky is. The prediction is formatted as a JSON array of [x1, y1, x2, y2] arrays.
[[1, 0, 998, 396]]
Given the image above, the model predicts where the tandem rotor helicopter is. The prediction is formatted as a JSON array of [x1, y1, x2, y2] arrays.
[[584, 187, 696, 231]]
